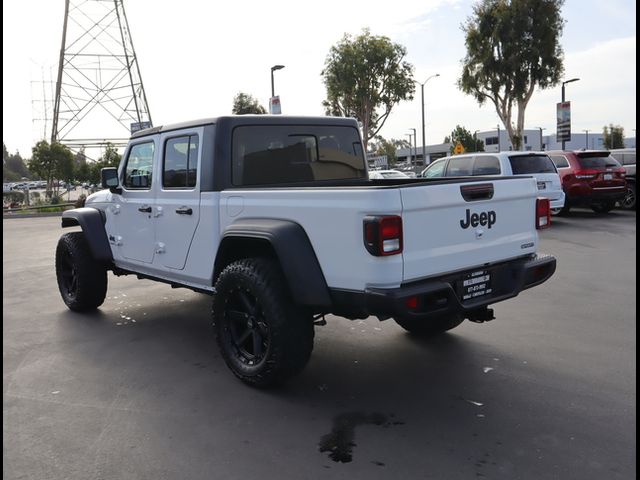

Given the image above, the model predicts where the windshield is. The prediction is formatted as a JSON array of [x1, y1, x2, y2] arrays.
[[508, 155, 557, 174]]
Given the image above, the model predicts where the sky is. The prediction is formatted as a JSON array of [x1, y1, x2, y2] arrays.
[[2, 0, 637, 158]]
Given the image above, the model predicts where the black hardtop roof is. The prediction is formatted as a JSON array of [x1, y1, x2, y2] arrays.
[[130, 115, 360, 139]]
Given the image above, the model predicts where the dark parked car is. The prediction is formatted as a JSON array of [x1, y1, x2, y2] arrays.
[[547, 150, 626, 214]]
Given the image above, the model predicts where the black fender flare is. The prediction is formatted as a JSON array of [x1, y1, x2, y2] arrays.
[[61, 207, 113, 263], [217, 219, 331, 308]]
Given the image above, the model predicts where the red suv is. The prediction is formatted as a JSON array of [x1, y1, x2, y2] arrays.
[[547, 150, 626, 214]]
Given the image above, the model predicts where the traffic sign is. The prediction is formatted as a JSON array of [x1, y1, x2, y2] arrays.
[[454, 142, 465, 154]]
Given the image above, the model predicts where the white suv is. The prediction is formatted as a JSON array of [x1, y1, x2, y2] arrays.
[[421, 152, 565, 211]]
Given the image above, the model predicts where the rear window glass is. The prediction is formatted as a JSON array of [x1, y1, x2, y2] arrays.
[[576, 154, 620, 169], [508, 155, 557, 174], [446, 156, 474, 176], [232, 125, 366, 185]]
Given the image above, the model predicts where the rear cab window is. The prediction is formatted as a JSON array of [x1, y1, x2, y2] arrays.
[[508, 154, 557, 174], [232, 125, 366, 185]]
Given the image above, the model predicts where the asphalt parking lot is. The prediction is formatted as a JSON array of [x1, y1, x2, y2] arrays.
[[3, 209, 636, 480]]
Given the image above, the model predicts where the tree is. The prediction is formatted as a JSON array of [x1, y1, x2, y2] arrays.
[[459, 0, 565, 150], [86, 143, 122, 185], [369, 136, 410, 166], [444, 126, 485, 153], [3, 143, 31, 181], [232, 92, 267, 115], [29, 141, 74, 197], [321, 29, 415, 152], [602, 124, 625, 149]]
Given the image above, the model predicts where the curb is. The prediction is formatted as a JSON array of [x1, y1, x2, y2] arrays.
[[3, 212, 66, 219]]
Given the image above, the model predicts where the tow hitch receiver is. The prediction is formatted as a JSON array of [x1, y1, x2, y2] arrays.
[[467, 307, 495, 323]]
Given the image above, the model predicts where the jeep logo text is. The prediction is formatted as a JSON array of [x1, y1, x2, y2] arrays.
[[460, 209, 496, 229]]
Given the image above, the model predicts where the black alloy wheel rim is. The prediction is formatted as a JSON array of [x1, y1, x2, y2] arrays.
[[224, 288, 269, 366], [621, 187, 635, 209], [59, 247, 78, 299]]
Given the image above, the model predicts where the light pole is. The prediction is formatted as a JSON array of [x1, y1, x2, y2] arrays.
[[561, 78, 580, 150], [417, 74, 439, 165], [497, 124, 501, 152], [538, 127, 546, 150], [405, 133, 413, 165], [270, 64, 285, 98], [473, 130, 480, 151], [583, 129, 590, 149], [409, 128, 417, 167]]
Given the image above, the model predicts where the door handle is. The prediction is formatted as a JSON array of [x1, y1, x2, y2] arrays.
[[138, 205, 152, 213], [175, 207, 193, 215]]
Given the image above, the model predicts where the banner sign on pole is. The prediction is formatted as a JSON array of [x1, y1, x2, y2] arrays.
[[556, 101, 571, 142], [269, 96, 281, 115]]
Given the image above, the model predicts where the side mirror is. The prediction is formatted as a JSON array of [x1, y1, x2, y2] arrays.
[[101, 167, 121, 193]]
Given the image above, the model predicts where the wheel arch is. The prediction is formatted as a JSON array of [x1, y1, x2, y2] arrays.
[[61, 207, 113, 263], [215, 219, 331, 308]]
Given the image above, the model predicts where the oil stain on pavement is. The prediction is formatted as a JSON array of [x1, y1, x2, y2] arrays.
[[318, 412, 404, 463]]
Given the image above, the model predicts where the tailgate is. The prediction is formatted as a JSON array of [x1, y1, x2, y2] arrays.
[[401, 178, 538, 282]]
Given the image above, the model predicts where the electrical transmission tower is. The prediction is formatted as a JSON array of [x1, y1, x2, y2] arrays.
[[51, 0, 152, 154]]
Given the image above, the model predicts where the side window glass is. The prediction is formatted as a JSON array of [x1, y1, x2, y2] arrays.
[[124, 142, 155, 189], [446, 156, 474, 176], [550, 155, 569, 168], [163, 135, 199, 188], [424, 159, 446, 178], [473, 156, 501, 175]]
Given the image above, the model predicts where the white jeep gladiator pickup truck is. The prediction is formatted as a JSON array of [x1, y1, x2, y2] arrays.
[[56, 115, 556, 387]]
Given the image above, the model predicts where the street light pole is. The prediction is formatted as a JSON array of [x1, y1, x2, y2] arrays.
[[561, 78, 580, 150], [538, 127, 546, 151], [409, 128, 417, 167], [583, 129, 590, 149], [497, 124, 501, 152], [405, 133, 413, 165], [270, 64, 285, 98], [417, 74, 439, 165]]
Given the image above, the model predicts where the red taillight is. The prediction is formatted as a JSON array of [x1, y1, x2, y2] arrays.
[[536, 197, 551, 229], [363, 215, 403, 256], [405, 296, 418, 309], [574, 169, 599, 179]]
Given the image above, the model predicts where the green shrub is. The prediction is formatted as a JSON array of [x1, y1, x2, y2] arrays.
[[3, 191, 25, 204], [75, 194, 87, 208]]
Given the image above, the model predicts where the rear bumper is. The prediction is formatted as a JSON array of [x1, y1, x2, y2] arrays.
[[566, 186, 626, 205], [549, 192, 566, 209], [329, 254, 556, 321]]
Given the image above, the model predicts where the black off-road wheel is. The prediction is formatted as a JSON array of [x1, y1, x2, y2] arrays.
[[591, 201, 616, 214], [213, 258, 314, 388], [55, 232, 108, 311], [394, 313, 464, 337]]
